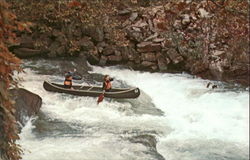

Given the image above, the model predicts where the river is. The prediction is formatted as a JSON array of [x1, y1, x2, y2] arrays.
[[17, 59, 249, 160]]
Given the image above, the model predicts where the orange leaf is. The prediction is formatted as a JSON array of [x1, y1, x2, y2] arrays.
[[17, 23, 25, 31], [68, 0, 81, 8]]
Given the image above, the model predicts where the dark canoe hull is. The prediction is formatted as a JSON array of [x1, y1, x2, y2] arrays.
[[43, 81, 140, 99]]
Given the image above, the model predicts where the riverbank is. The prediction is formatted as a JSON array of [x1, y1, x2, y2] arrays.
[[9, 0, 249, 86]]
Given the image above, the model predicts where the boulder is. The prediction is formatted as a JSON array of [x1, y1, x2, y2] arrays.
[[126, 30, 144, 42], [19, 34, 34, 48], [102, 46, 115, 56], [156, 53, 169, 71], [141, 53, 156, 62], [153, 38, 165, 43], [86, 48, 100, 65], [118, 9, 131, 15], [166, 48, 184, 64], [10, 88, 42, 126], [122, 19, 132, 28], [141, 61, 155, 67], [96, 42, 107, 54], [82, 26, 104, 42], [78, 37, 95, 51], [99, 56, 108, 66], [56, 46, 66, 55], [137, 42, 162, 53], [181, 14, 191, 26], [120, 46, 129, 61], [191, 61, 208, 74], [144, 33, 158, 41], [48, 41, 61, 57], [73, 27, 82, 38], [108, 55, 123, 64], [13, 48, 42, 58], [133, 20, 148, 28], [129, 12, 138, 21], [52, 29, 64, 37]]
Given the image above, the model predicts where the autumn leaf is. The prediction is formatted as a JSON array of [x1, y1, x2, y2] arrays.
[[67, 0, 81, 8]]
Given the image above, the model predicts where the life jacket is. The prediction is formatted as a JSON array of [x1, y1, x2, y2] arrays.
[[64, 76, 72, 86], [105, 80, 112, 90]]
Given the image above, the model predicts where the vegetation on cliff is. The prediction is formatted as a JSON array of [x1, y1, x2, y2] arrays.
[[0, 1, 25, 159]]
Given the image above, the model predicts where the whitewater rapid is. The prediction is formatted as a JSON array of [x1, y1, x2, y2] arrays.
[[17, 63, 249, 160]]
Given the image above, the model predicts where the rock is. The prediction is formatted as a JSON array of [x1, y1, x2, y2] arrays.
[[13, 48, 42, 58], [122, 20, 132, 28], [141, 53, 157, 62], [118, 9, 131, 15], [56, 34, 67, 45], [48, 41, 61, 57], [129, 134, 165, 160], [156, 53, 169, 71], [82, 26, 104, 42], [96, 42, 107, 48], [153, 38, 165, 43], [99, 56, 108, 66], [212, 50, 225, 56], [19, 34, 34, 49], [114, 50, 122, 56], [79, 37, 95, 51], [144, 33, 158, 41], [132, 26, 141, 32], [73, 27, 82, 38], [166, 48, 184, 64], [177, 45, 189, 58], [126, 30, 144, 42], [107, 55, 123, 64], [157, 58, 168, 71], [86, 49, 100, 65], [10, 88, 42, 126], [120, 46, 129, 61], [96, 42, 107, 54], [209, 60, 223, 80], [129, 12, 138, 21], [141, 61, 155, 67], [137, 42, 162, 53], [103, 46, 115, 56], [191, 61, 208, 74], [198, 8, 210, 18], [127, 47, 138, 61], [56, 46, 66, 55], [181, 14, 191, 26], [151, 65, 158, 71], [133, 20, 148, 28], [92, 26, 104, 42], [52, 29, 63, 37], [173, 20, 182, 29]]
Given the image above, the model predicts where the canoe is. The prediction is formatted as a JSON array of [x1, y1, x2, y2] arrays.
[[43, 81, 140, 99]]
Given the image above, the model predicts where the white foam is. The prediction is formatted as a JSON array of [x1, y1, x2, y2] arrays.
[[90, 66, 249, 143], [17, 66, 249, 159]]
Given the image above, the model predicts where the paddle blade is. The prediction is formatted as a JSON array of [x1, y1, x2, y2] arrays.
[[97, 93, 104, 104]]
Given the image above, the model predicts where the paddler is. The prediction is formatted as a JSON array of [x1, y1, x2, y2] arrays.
[[102, 75, 114, 92]]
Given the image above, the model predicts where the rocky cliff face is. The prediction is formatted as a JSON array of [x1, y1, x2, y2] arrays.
[[9, 0, 249, 86]]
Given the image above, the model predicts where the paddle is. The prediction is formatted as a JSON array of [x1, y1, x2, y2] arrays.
[[97, 90, 105, 104]]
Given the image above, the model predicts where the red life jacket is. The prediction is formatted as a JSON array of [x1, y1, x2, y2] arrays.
[[105, 81, 112, 90], [64, 76, 72, 86]]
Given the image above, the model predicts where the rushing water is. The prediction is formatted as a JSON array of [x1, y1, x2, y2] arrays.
[[17, 60, 249, 160]]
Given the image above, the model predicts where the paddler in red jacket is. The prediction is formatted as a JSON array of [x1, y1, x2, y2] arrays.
[[102, 75, 114, 92]]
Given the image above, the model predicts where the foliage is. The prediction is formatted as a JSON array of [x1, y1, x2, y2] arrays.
[[0, 1, 23, 160], [9, 0, 129, 47]]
